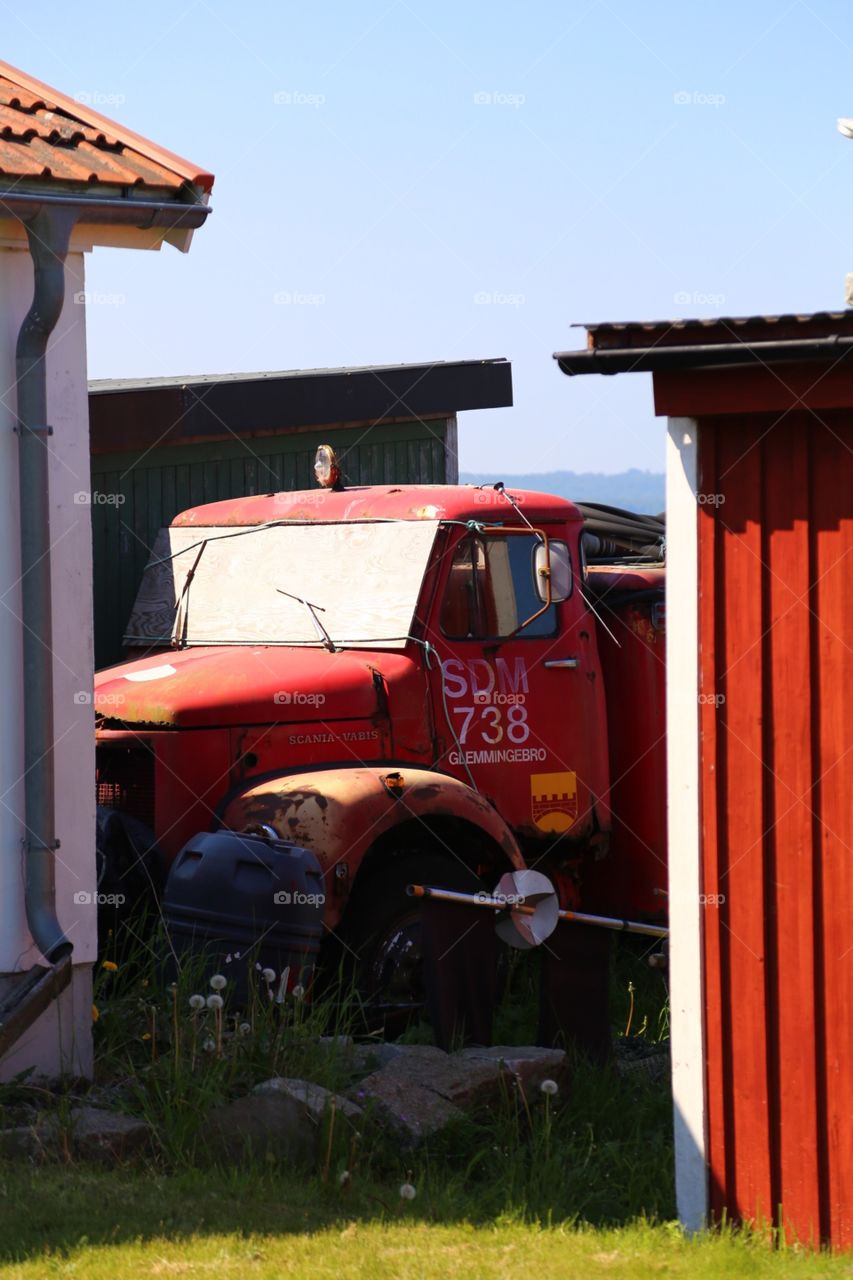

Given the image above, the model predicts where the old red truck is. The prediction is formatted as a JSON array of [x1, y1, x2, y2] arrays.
[[94, 472, 666, 1010]]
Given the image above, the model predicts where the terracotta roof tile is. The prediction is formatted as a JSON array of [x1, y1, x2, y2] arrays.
[[0, 62, 213, 196]]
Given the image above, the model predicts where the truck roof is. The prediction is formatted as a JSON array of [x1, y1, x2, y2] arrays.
[[171, 484, 585, 528]]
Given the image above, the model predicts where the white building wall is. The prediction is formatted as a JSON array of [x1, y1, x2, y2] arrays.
[[666, 416, 708, 1230], [0, 244, 96, 1079]]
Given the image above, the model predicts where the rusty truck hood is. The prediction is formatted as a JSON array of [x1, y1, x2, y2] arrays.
[[94, 645, 403, 729]]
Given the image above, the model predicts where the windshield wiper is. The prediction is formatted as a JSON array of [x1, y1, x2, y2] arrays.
[[276, 589, 338, 652], [172, 539, 208, 648]]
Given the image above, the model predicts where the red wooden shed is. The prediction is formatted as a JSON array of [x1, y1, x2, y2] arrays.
[[556, 313, 853, 1250]]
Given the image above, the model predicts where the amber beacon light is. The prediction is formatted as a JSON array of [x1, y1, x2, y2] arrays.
[[314, 444, 342, 489]]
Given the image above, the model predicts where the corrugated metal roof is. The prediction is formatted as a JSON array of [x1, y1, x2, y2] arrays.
[[88, 358, 513, 455], [0, 61, 213, 195], [576, 311, 853, 351], [89, 358, 508, 395], [86, 358, 512, 458]]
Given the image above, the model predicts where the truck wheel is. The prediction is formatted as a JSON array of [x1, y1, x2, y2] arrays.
[[339, 852, 485, 1027]]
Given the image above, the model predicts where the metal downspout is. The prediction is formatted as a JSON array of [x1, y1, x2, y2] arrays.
[[16, 205, 78, 964]]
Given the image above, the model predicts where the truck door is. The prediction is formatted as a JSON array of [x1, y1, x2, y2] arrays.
[[431, 525, 609, 846]]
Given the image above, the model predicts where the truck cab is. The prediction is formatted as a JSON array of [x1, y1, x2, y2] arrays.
[[94, 480, 665, 1005]]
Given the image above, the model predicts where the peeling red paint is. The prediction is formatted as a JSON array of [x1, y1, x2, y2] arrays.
[[221, 765, 525, 929]]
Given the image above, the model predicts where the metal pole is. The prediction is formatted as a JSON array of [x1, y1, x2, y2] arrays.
[[407, 883, 668, 940]]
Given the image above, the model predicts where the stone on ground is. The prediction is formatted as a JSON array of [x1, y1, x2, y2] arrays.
[[207, 1077, 360, 1165], [254, 1076, 363, 1122], [346, 1044, 504, 1141], [0, 1105, 149, 1164], [460, 1045, 569, 1093]]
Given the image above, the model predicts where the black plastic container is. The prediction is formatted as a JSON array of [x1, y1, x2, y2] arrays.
[[163, 830, 325, 1006]]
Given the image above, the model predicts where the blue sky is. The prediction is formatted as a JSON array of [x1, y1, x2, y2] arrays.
[[7, 0, 853, 473]]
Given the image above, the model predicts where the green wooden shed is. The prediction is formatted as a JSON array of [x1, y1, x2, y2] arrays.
[[88, 358, 512, 667]]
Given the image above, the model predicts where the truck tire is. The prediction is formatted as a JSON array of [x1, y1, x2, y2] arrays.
[[338, 852, 485, 1027]]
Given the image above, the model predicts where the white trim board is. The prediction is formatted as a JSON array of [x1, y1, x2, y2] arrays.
[[666, 416, 708, 1230]]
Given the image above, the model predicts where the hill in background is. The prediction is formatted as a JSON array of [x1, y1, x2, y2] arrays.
[[460, 468, 665, 515]]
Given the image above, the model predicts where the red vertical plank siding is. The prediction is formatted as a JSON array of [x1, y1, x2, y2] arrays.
[[698, 426, 729, 1218], [763, 421, 821, 1243], [811, 421, 853, 1248], [713, 421, 774, 1224], [698, 408, 853, 1249]]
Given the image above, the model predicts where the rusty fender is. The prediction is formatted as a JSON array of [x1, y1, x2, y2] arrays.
[[219, 766, 525, 925]]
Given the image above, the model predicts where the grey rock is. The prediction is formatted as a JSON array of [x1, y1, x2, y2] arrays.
[[0, 1106, 149, 1164], [348, 1043, 397, 1075], [207, 1076, 360, 1165], [66, 1105, 150, 1162], [318, 1035, 354, 1050], [387, 1045, 449, 1061], [254, 1076, 363, 1122], [320, 1038, 447, 1080], [348, 1073, 465, 1141], [347, 1045, 503, 1141], [207, 1092, 316, 1165], [460, 1045, 569, 1094], [316, 1036, 400, 1078]]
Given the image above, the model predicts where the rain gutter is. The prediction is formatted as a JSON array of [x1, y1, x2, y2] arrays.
[[554, 334, 853, 375], [0, 188, 210, 231], [16, 204, 78, 965]]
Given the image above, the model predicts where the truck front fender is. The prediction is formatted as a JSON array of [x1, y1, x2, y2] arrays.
[[219, 765, 524, 904]]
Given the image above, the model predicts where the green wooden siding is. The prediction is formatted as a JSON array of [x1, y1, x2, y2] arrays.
[[91, 420, 450, 668]]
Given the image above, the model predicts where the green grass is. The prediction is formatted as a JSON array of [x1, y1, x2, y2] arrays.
[[0, 1166, 847, 1278], [3, 933, 840, 1274]]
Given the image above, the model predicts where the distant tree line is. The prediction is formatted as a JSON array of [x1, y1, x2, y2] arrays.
[[460, 469, 665, 515]]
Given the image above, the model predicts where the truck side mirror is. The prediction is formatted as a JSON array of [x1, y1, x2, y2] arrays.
[[534, 540, 572, 603]]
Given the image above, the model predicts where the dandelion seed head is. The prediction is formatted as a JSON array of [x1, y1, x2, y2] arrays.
[[202, 1037, 216, 1052], [189, 994, 205, 1011], [206, 993, 224, 1010], [261, 967, 276, 983], [239, 1022, 251, 1036], [292, 983, 305, 1000], [399, 1182, 416, 1201], [209, 974, 227, 991], [338, 1170, 351, 1186], [540, 1078, 559, 1096]]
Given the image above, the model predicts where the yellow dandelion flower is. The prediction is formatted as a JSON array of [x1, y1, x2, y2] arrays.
[[91, 1004, 99, 1022], [102, 960, 118, 972]]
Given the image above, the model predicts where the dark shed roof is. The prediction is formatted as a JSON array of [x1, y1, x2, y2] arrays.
[[554, 312, 853, 375], [88, 358, 513, 454]]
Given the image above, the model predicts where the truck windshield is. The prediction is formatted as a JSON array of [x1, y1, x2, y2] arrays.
[[124, 520, 440, 651]]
